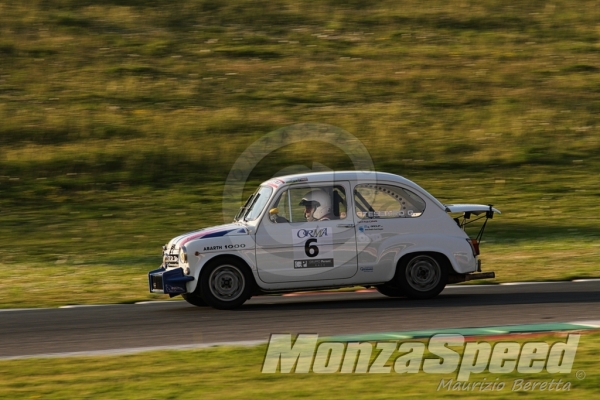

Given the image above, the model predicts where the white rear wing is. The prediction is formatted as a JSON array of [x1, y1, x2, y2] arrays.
[[445, 204, 501, 215], [445, 204, 500, 244]]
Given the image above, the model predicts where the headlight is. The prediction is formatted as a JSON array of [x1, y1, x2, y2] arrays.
[[179, 246, 188, 264]]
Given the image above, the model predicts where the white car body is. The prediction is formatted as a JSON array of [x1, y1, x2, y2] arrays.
[[149, 171, 500, 309]]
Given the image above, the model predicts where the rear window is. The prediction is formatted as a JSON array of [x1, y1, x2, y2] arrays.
[[354, 184, 426, 219]]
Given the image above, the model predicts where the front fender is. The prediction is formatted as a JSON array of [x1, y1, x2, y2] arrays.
[[186, 250, 256, 293], [179, 232, 256, 293]]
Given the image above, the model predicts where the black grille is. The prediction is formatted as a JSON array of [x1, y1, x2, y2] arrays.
[[151, 275, 164, 290]]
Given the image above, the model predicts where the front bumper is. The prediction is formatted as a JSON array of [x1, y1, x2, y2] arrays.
[[148, 266, 195, 295]]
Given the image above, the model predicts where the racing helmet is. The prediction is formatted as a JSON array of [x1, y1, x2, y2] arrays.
[[299, 189, 332, 221]]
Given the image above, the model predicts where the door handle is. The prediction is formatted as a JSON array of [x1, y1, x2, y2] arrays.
[[337, 224, 355, 228]]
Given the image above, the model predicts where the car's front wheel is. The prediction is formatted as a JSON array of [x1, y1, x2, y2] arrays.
[[199, 258, 253, 309], [396, 253, 448, 299], [182, 292, 208, 307]]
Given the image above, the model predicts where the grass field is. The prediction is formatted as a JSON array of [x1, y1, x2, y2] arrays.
[[1, 0, 600, 307], [1, 331, 599, 399]]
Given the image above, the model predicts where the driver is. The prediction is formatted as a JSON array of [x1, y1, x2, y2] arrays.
[[299, 189, 333, 221]]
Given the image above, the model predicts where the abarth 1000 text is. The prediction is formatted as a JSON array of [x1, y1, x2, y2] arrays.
[[149, 171, 500, 309]]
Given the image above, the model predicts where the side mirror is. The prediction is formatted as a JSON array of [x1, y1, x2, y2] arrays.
[[269, 208, 279, 222]]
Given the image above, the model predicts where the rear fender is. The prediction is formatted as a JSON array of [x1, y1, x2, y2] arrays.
[[390, 241, 476, 277]]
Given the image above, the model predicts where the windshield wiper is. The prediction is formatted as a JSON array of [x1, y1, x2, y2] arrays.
[[234, 194, 255, 222], [243, 193, 261, 221]]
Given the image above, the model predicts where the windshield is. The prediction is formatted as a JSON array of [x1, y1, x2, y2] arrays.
[[235, 186, 273, 222], [234, 193, 255, 221]]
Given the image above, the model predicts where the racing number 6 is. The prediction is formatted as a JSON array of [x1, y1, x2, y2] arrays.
[[304, 238, 319, 258]]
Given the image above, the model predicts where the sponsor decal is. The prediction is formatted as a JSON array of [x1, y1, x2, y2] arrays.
[[286, 177, 308, 184], [357, 211, 417, 218], [265, 178, 286, 189], [295, 228, 330, 239], [294, 259, 334, 269], [164, 284, 185, 293], [357, 226, 382, 242], [358, 225, 383, 232], [204, 245, 223, 251], [261, 333, 580, 391], [292, 227, 333, 262], [357, 211, 395, 218]]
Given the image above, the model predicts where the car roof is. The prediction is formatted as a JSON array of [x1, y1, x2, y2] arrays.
[[271, 170, 406, 184], [262, 171, 446, 210]]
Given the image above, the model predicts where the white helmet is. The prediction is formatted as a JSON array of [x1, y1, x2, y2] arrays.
[[299, 189, 332, 221]]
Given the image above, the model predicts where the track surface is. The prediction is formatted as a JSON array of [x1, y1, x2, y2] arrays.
[[2, 281, 600, 359]]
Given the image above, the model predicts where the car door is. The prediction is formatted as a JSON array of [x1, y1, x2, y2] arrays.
[[255, 182, 358, 284]]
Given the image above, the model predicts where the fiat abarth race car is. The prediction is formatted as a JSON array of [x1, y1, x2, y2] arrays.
[[149, 171, 500, 309]]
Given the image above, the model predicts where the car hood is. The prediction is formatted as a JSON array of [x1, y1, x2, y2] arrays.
[[168, 223, 249, 248]]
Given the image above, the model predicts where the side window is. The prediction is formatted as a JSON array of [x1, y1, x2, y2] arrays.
[[269, 186, 347, 223], [354, 184, 426, 219], [269, 189, 292, 223]]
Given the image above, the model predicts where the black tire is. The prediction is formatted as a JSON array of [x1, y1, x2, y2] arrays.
[[182, 292, 208, 307], [396, 253, 448, 299], [199, 257, 253, 310], [375, 283, 405, 297]]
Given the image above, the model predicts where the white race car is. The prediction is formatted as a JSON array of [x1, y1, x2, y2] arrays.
[[149, 171, 500, 309]]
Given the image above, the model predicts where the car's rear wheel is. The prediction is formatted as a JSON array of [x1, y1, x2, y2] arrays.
[[182, 292, 207, 307], [396, 253, 448, 299], [375, 283, 405, 297], [199, 258, 253, 309]]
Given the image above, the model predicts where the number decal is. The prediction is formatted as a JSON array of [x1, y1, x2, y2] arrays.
[[293, 228, 331, 262], [304, 238, 319, 258]]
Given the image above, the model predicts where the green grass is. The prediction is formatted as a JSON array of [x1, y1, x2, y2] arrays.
[[0, 0, 600, 307], [1, 332, 599, 399]]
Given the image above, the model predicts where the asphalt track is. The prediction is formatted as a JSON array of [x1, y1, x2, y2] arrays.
[[1, 280, 600, 359]]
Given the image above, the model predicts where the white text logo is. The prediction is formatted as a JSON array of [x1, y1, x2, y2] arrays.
[[261, 333, 580, 381]]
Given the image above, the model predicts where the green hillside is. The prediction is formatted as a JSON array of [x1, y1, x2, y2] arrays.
[[1, 0, 599, 307]]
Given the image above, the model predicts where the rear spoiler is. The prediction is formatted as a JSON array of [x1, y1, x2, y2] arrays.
[[445, 204, 500, 244], [445, 204, 501, 217]]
